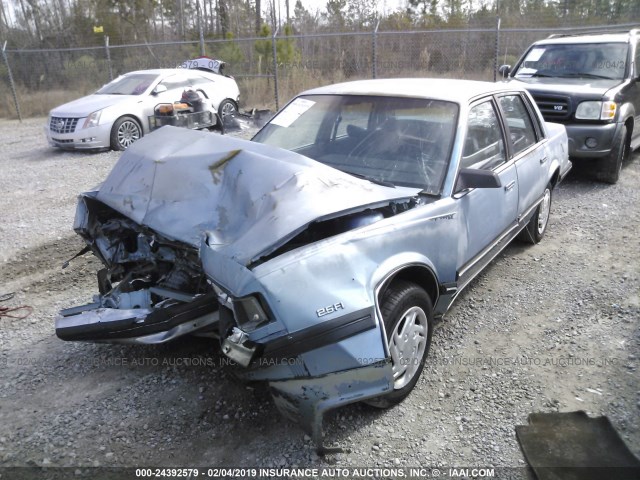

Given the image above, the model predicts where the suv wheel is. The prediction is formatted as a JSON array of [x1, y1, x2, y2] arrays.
[[596, 125, 627, 184]]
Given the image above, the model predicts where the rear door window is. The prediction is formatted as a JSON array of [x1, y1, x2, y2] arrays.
[[498, 95, 539, 157]]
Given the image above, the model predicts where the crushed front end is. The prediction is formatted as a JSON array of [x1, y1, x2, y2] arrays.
[[56, 193, 219, 343]]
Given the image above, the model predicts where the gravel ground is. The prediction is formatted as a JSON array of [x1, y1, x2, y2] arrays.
[[0, 118, 639, 477]]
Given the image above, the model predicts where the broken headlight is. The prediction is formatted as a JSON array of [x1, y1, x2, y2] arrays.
[[233, 294, 272, 332], [216, 293, 272, 368]]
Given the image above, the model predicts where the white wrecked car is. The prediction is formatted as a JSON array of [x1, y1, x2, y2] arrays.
[[46, 58, 240, 151]]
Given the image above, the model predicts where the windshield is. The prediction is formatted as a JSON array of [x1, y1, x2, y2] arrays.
[[514, 43, 629, 80], [252, 94, 458, 194], [97, 73, 159, 95]]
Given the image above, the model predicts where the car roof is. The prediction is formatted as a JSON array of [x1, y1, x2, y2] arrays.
[[299, 78, 522, 103], [534, 33, 633, 45]]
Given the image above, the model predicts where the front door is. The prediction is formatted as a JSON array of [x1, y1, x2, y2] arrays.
[[455, 99, 519, 288]]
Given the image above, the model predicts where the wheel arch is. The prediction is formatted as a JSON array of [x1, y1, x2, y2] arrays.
[[219, 97, 238, 111], [623, 116, 633, 152], [375, 263, 440, 312], [618, 103, 634, 149], [550, 166, 560, 188]]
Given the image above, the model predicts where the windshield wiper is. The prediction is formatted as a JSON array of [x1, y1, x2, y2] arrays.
[[341, 170, 395, 188], [524, 72, 554, 78], [556, 72, 614, 80]]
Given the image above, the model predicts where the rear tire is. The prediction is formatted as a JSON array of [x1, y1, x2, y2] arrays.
[[364, 280, 433, 408], [518, 184, 552, 244], [218, 99, 238, 118], [596, 125, 627, 184], [110, 116, 142, 151]]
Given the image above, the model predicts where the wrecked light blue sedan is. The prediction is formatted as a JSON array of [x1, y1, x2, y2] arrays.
[[56, 79, 571, 451]]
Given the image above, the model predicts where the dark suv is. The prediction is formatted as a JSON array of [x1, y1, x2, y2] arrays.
[[499, 29, 640, 183]]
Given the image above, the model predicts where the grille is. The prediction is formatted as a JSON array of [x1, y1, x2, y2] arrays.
[[531, 94, 571, 121], [50, 117, 79, 134], [51, 138, 74, 144]]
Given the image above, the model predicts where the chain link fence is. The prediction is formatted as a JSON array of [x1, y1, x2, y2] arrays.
[[1, 22, 638, 119]]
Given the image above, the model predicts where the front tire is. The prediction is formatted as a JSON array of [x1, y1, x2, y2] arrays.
[[596, 125, 627, 185], [110, 116, 142, 151], [519, 184, 552, 244], [365, 280, 433, 408]]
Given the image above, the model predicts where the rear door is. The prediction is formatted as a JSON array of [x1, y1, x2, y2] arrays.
[[496, 93, 548, 219]]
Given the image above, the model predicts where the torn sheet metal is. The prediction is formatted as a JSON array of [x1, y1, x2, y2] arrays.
[[221, 109, 272, 132], [56, 292, 219, 342], [270, 361, 393, 453], [56, 308, 219, 344]]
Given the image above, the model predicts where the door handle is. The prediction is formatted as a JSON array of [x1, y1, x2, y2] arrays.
[[539, 156, 548, 164], [504, 180, 516, 192]]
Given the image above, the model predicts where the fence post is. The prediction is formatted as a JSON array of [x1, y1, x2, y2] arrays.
[[272, 26, 279, 111], [1, 41, 21, 122], [493, 16, 501, 82], [372, 19, 380, 79], [197, 0, 205, 56], [104, 35, 113, 81]]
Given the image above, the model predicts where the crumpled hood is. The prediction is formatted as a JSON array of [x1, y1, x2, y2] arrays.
[[51, 94, 137, 117], [95, 126, 420, 266]]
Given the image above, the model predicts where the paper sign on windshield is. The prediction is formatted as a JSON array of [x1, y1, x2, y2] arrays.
[[270, 98, 316, 128], [525, 48, 545, 62]]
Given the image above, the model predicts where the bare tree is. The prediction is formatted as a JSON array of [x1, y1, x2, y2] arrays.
[[0, 0, 9, 35], [26, 0, 45, 42], [16, 0, 34, 38], [255, 0, 261, 33], [218, 0, 229, 37]]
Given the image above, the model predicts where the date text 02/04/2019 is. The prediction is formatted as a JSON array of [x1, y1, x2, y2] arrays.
[[134, 467, 497, 478]]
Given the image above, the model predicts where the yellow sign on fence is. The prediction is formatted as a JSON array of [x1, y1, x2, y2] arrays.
[[93, 26, 104, 33]]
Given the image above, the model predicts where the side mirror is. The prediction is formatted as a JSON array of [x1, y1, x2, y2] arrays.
[[498, 65, 511, 79], [152, 84, 167, 95], [455, 168, 502, 193]]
